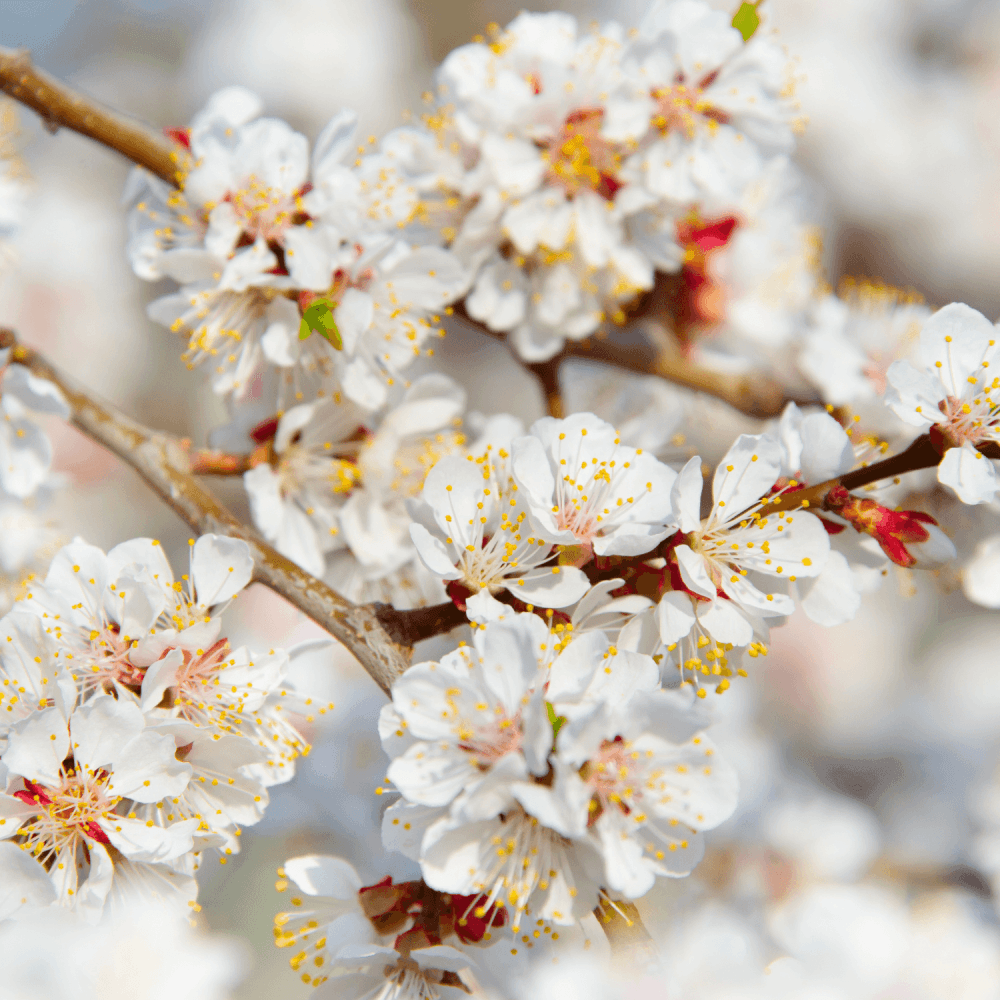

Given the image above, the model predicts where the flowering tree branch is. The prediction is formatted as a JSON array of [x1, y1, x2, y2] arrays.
[[1, 330, 411, 694], [0, 46, 180, 184], [457, 308, 817, 420], [763, 432, 998, 516]]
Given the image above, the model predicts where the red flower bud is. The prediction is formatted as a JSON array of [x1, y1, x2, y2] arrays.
[[825, 485, 941, 568]]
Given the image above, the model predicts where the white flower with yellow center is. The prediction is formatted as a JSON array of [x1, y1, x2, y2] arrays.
[[0, 697, 196, 916], [547, 678, 738, 898], [668, 433, 830, 618], [382, 623, 661, 932], [512, 412, 678, 559], [409, 451, 590, 622], [885, 302, 1000, 505], [244, 398, 364, 577], [380, 615, 553, 814], [620, 0, 798, 211], [0, 355, 70, 500]]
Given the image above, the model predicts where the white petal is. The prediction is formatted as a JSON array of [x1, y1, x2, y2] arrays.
[[964, 535, 1000, 608], [799, 550, 861, 627], [2, 365, 70, 417], [711, 434, 781, 519], [656, 591, 697, 645], [699, 598, 754, 646], [409, 523, 462, 580], [798, 413, 854, 484], [674, 544, 717, 599], [192, 534, 254, 605], [284, 854, 362, 899], [71, 695, 143, 773], [0, 841, 56, 919], [938, 444, 997, 505], [671, 456, 704, 533], [4, 707, 68, 784]]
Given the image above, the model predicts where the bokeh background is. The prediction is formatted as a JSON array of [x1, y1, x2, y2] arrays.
[[4, 0, 1000, 995]]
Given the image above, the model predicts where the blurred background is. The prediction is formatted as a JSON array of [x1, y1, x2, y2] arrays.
[[4, 0, 1000, 995]]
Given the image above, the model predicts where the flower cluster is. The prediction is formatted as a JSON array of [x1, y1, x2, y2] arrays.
[[0, 533, 319, 921]]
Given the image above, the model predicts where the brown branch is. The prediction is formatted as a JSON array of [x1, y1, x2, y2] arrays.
[[526, 356, 565, 418], [2, 330, 411, 695], [183, 441, 271, 476], [453, 305, 816, 420], [0, 47, 180, 184], [562, 336, 818, 419], [374, 600, 469, 648], [765, 433, 943, 515], [593, 898, 658, 964]]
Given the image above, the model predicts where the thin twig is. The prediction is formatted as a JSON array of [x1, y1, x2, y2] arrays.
[[0, 46, 180, 184], [4, 331, 410, 695], [764, 433, 944, 515], [593, 898, 658, 963], [526, 356, 565, 418], [454, 307, 816, 420]]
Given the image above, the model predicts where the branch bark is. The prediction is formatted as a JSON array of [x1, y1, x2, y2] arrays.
[[764, 433, 944, 515], [593, 898, 658, 964], [455, 306, 816, 420], [3, 331, 410, 695], [0, 46, 180, 184]]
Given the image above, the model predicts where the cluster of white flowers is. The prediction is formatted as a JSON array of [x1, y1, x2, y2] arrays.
[[10, 0, 1000, 996], [0, 533, 320, 923]]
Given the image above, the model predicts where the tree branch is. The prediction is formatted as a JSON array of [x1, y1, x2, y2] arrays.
[[765, 433, 943, 515], [526, 356, 565, 418], [455, 307, 816, 420], [593, 898, 658, 964], [2, 330, 411, 695], [0, 46, 180, 184]]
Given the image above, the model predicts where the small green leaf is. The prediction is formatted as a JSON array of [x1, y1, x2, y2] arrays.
[[547, 702, 567, 740], [732, 2, 760, 41], [299, 300, 343, 350]]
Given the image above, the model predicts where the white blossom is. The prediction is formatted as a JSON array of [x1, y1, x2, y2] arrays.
[[511, 412, 678, 560], [0, 697, 196, 918], [885, 302, 1000, 504]]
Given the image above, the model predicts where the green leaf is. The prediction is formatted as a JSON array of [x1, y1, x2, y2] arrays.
[[298, 300, 343, 350], [732, 2, 760, 41], [547, 702, 567, 740]]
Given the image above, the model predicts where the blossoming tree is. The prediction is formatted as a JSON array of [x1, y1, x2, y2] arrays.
[[1, 3, 999, 998]]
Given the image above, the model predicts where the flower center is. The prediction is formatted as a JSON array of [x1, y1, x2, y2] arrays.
[[938, 393, 1000, 448], [14, 771, 117, 861], [457, 708, 522, 769], [228, 175, 300, 245], [543, 109, 622, 201], [277, 444, 361, 499], [581, 736, 639, 823], [651, 83, 724, 138], [80, 623, 145, 695]]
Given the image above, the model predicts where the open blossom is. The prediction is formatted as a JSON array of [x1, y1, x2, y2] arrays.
[[667, 433, 830, 619], [799, 282, 929, 407], [409, 450, 591, 623], [23, 534, 254, 697], [324, 374, 467, 606], [381, 617, 669, 930], [0, 354, 70, 499], [547, 678, 739, 897], [0, 697, 196, 917], [511, 412, 678, 560], [619, 0, 798, 212], [244, 397, 365, 577], [262, 238, 467, 411], [885, 302, 1000, 504]]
